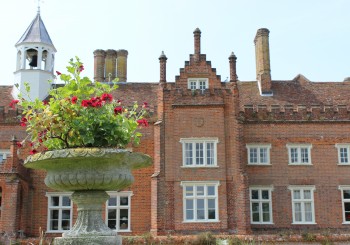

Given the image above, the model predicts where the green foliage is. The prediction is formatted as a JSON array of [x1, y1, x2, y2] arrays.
[[302, 232, 316, 242], [192, 232, 216, 245], [17, 57, 148, 152]]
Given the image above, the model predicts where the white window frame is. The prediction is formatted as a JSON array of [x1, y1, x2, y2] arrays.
[[249, 186, 274, 224], [181, 181, 220, 222], [286, 144, 312, 165], [187, 78, 209, 92], [336, 144, 350, 165], [338, 186, 350, 224], [0, 149, 10, 164], [180, 138, 219, 167], [105, 191, 132, 232], [246, 144, 272, 165], [288, 186, 316, 224], [46, 192, 73, 233]]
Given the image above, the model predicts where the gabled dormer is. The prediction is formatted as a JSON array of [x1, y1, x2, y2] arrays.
[[13, 10, 56, 101]]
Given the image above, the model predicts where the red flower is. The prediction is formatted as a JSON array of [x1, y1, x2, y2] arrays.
[[114, 106, 123, 115], [117, 99, 122, 104], [43, 100, 48, 105], [20, 117, 27, 127], [90, 97, 102, 107], [9, 99, 20, 109], [29, 149, 37, 155], [142, 102, 148, 108], [81, 100, 91, 107], [71, 96, 78, 104], [38, 138, 43, 143], [16, 142, 23, 148], [56, 71, 62, 76], [137, 119, 149, 127], [79, 65, 84, 72], [101, 93, 113, 102]]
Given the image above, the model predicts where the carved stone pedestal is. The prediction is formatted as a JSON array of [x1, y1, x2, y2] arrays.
[[54, 191, 121, 245], [24, 148, 152, 245]]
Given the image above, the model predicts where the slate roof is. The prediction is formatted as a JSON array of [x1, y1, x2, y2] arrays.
[[16, 13, 55, 48]]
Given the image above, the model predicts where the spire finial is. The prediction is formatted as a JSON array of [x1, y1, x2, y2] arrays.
[[37, 0, 41, 14]]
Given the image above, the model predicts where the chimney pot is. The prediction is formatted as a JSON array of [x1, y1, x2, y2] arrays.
[[117, 49, 128, 82], [254, 28, 272, 95]]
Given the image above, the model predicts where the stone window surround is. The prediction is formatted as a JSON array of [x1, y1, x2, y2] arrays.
[[105, 191, 133, 232], [338, 186, 350, 224], [249, 186, 274, 224], [335, 144, 350, 165], [286, 144, 313, 165], [288, 185, 316, 224], [46, 192, 73, 233], [181, 181, 220, 223], [180, 138, 219, 167], [187, 78, 209, 91], [246, 144, 272, 165]]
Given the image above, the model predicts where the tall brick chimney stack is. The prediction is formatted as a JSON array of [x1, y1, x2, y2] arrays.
[[254, 28, 272, 95], [159, 51, 167, 83], [229, 52, 238, 83], [105, 49, 118, 82], [93, 49, 106, 82], [193, 28, 201, 62], [117, 49, 128, 82]]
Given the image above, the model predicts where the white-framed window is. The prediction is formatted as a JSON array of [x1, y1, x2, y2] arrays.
[[46, 192, 73, 232], [338, 186, 350, 224], [288, 186, 316, 224], [246, 144, 271, 165], [0, 150, 10, 164], [106, 191, 132, 232], [180, 138, 218, 167], [250, 186, 273, 224], [187, 78, 209, 92], [336, 144, 350, 165], [181, 181, 219, 222], [286, 144, 312, 165]]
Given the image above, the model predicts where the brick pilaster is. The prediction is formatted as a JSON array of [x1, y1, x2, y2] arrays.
[[159, 51, 167, 83], [229, 52, 238, 83]]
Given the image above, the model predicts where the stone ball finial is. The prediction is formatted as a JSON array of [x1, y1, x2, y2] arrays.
[[229, 52, 237, 60], [159, 51, 167, 60], [193, 28, 201, 34]]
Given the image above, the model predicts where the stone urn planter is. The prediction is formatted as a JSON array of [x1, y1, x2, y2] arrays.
[[24, 148, 152, 245]]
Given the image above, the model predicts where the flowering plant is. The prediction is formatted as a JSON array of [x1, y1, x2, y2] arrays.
[[13, 57, 148, 153]]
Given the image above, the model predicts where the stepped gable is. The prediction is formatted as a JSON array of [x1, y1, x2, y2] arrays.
[[238, 75, 350, 122]]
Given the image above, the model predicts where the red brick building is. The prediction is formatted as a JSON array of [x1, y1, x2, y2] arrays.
[[1, 13, 350, 239]]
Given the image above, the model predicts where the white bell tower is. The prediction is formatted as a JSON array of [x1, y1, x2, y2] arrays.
[[13, 8, 56, 101]]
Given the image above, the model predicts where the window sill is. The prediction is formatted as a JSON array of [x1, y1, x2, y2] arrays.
[[291, 222, 316, 225], [288, 163, 313, 166], [46, 231, 67, 234], [251, 222, 274, 225], [115, 230, 132, 232], [182, 220, 220, 223], [248, 164, 271, 166], [181, 166, 219, 169], [338, 163, 350, 166]]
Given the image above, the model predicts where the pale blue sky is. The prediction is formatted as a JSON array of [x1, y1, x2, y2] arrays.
[[0, 0, 349, 86]]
